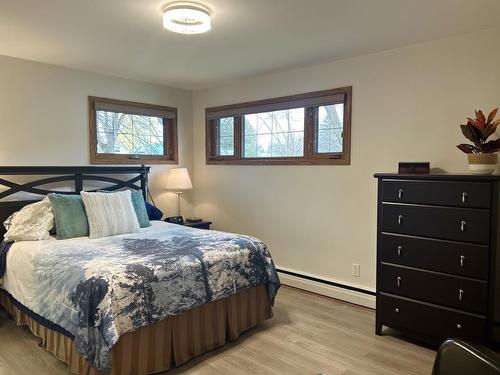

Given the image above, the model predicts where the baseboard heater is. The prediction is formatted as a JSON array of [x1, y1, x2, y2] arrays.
[[276, 268, 375, 296], [276, 268, 376, 308]]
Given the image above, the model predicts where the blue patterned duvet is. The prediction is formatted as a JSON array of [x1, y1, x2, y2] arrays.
[[2, 222, 280, 372]]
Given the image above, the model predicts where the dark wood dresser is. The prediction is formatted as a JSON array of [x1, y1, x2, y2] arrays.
[[374, 173, 500, 345]]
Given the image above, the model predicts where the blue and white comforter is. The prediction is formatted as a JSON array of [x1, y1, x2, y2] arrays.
[[0, 222, 280, 372]]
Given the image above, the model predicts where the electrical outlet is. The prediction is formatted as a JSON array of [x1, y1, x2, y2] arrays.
[[352, 263, 360, 277]]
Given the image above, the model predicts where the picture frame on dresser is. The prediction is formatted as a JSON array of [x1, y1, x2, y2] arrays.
[[374, 173, 500, 347]]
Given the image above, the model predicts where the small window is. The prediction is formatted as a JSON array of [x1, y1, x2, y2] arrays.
[[217, 117, 235, 156], [89, 97, 178, 164], [243, 109, 305, 158], [315, 104, 344, 154], [205, 87, 351, 165]]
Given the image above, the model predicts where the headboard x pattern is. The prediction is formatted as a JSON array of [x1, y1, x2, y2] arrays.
[[0, 165, 150, 239]]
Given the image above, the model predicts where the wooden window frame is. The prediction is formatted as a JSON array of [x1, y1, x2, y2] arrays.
[[89, 96, 178, 165], [205, 86, 351, 165], [209, 117, 240, 160]]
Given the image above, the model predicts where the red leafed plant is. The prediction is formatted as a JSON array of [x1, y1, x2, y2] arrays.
[[457, 108, 500, 153]]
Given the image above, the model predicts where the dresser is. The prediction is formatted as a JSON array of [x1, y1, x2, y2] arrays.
[[374, 173, 500, 346]]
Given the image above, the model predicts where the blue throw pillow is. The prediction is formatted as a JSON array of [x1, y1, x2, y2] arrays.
[[48, 194, 89, 240], [145, 201, 163, 220]]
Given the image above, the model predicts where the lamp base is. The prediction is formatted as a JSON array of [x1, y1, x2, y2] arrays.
[[175, 191, 183, 217]]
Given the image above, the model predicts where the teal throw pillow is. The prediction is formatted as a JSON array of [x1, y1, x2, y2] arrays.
[[130, 190, 151, 228], [48, 193, 89, 240]]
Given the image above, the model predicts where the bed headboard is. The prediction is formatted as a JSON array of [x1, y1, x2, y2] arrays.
[[0, 165, 150, 239]]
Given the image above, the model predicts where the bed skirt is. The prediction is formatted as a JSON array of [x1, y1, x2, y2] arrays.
[[0, 285, 272, 375]]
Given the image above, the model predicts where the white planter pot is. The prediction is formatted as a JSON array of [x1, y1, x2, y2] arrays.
[[468, 163, 497, 174], [467, 153, 498, 174]]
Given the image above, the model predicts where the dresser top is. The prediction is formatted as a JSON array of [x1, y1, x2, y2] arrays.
[[374, 173, 500, 181]]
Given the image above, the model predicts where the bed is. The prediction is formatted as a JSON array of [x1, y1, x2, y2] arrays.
[[0, 166, 280, 375]]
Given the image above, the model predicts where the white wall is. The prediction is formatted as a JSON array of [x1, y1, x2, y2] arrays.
[[0, 55, 194, 216], [2, 27, 499, 293], [192, 27, 500, 290]]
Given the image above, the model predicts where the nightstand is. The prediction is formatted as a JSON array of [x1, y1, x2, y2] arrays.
[[182, 220, 212, 230]]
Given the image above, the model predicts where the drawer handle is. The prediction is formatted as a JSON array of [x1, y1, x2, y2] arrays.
[[460, 220, 466, 232], [462, 192, 468, 203], [395, 307, 400, 313], [398, 188, 404, 199], [456, 323, 462, 330], [460, 255, 466, 267], [459, 289, 464, 301], [397, 245, 403, 256], [397, 276, 402, 287], [397, 215, 403, 225]]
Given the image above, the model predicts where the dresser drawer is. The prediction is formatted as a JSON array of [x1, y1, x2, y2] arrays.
[[382, 180, 491, 208], [380, 233, 489, 279], [379, 293, 486, 343], [382, 203, 490, 244], [380, 263, 488, 313]]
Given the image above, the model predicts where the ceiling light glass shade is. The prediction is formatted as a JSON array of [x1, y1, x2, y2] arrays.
[[163, 2, 211, 34]]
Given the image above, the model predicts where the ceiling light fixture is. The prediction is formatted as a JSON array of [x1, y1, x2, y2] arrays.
[[163, 2, 211, 34]]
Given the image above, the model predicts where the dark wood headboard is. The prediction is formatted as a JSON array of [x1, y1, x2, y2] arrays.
[[0, 165, 150, 239]]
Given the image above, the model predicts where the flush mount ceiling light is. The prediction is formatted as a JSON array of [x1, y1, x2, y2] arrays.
[[163, 2, 211, 34]]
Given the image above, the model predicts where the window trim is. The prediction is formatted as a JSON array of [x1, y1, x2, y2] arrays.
[[89, 96, 178, 165], [205, 86, 351, 165]]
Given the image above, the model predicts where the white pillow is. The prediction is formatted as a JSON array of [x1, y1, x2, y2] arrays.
[[4, 197, 55, 242], [80, 190, 140, 239], [3, 213, 16, 231]]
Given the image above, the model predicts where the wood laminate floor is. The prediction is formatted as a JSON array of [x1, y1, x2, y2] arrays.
[[0, 286, 436, 375]]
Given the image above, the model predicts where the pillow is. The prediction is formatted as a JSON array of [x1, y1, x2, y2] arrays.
[[145, 201, 163, 221], [130, 191, 151, 228], [81, 190, 140, 239], [98, 190, 151, 228], [48, 194, 89, 240], [4, 197, 54, 242], [3, 213, 16, 231]]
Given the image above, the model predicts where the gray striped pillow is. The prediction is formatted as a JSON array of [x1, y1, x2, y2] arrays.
[[80, 190, 140, 239]]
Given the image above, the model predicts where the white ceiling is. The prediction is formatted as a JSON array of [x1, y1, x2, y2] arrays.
[[1, 0, 499, 89]]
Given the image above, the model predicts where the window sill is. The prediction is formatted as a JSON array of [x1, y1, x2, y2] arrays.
[[91, 155, 178, 165], [206, 157, 350, 165]]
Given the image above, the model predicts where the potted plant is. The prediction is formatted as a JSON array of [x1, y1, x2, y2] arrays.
[[457, 108, 500, 174]]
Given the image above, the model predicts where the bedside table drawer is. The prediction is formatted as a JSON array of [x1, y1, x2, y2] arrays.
[[380, 263, 488, 314], [382, 180, 491, 208], [379, 293, 486, 343], [382, 204, 490, 244], [380, 233, 489, 279]]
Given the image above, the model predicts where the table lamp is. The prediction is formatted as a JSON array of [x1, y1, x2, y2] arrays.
[[166, 168, 193, 218]]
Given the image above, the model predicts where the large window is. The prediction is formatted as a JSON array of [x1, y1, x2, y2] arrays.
[[205, 87, 351, 165], [89, 97, 178, 164]]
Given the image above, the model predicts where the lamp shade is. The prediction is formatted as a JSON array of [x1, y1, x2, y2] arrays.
[[166, 168, 193, 191]]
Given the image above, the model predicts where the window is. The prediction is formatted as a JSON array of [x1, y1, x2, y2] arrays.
[[315, 104, 344, 154], [217, 117, 235, 156], [205, 87, 351, 165], [244, 109, 304, 158], [89, 97, 178, 164]]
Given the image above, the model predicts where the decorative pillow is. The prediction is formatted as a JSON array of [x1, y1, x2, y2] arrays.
[[4, 197, 54, 242], [145, 201, 163, 220], [98, 190, 151, 228], [81, 190, 140, 239], [130, 191, 151, 228], [3, 213, 16, 231], [48, 194, 89, 240]]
